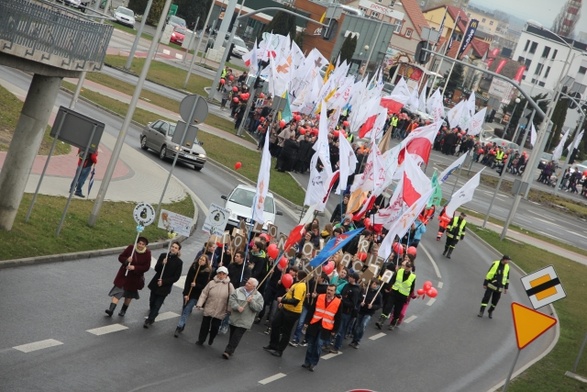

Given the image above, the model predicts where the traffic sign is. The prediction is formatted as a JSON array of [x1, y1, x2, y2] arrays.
[[520, 265, 566, 309], [511, 302, 557, 350], [179, 94, 208, 124], [133, 202, 156, 226]]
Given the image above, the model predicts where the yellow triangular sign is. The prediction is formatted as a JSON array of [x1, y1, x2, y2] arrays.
[[511, 302, 557, 349]]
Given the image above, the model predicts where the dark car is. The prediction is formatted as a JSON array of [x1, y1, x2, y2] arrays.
[[538, 152, 553, 170], [140, 119, 207, 171]]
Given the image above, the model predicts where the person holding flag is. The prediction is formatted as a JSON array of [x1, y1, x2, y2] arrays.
[[375, 261, 416, 330]]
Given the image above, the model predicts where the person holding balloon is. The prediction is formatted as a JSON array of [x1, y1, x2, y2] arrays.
[[263, 271, 307, 358], [375, 262, 416, 331]]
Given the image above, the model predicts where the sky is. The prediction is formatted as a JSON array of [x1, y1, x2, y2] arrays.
[[470, 0, 587, 36]]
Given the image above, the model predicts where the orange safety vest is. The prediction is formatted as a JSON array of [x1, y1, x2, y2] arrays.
[[310, 294, 341, 331]]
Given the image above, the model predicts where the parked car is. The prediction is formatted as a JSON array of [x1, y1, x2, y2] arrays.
[[538, 152, 553, 170], [573, 159, 587, 174], [167, 15, 187, 29], [140, 119, 206, 171], [170, 26, 187, 45], [61, 0, 90, 10], [221, 184, 282, 231], [486, 137, 520, 151], [231, 36, 249, 58], [112, 6, 136, 28]]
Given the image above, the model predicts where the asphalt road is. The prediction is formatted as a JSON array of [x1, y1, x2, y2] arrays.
[[0, 67, 558, 391]]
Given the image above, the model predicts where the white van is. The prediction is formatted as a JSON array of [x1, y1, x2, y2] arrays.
[[221, 184, 282, 231]]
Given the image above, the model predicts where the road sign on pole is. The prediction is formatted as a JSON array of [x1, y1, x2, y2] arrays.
[[511, 302, 557, 350], [520, 265, 566, 309]]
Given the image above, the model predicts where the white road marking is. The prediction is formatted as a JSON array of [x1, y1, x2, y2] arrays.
[[568, 231, 587, 240], [321, 352, 342, 359], [403, 315, 417, 324], [258, 373, 287, 385], [13, 339, 63, 353], [87, 324, 128, 336], [438, 281, 444, 289], [427, 298, 437, 306], [420, 243, 442, 279], [369, 332, 386, 340], [175, 275, 186, 289], [154, 311, 179, 322], [174, 53, 183, 60], [162, 49, 170, 55]]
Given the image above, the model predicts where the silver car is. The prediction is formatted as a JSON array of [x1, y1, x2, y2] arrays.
[[140, 119, 207, 171]]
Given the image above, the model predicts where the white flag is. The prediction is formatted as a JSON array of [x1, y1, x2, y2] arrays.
[[572, 131, 584, 151], [336, 132, 358, 195], [552, 127, 570, 161], [468, 107, 487, 136], [530, 122, 537, 147], [439, 153, 467, 184], [445, 168, 484, 217], [252, 128, 272, 224]]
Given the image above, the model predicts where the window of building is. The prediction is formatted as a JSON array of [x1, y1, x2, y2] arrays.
[[490, 21, 494, 26], [529, 42, 537, 54], [542, 46, 550, 58], [518, 56, 525, 63], [482, 18, 486, 23], [405, 28, 413, 38], [371, 11, 379, 18], [538, 81, 545, 87], [579, 66, 587, 75], [552, 49, 558, 60], [524, 58, 532, 69], [534, 63, 543, 75], [545, 66, 551, 78], [524, 40, 530, 51], [394, 21, 403, 33]]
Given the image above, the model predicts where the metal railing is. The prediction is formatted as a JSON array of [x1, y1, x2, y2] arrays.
[[0, 0, 113, 72]]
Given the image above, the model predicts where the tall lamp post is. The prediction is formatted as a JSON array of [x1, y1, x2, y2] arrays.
[[499, 20, 575, 240], [360, 45, 369, 75]]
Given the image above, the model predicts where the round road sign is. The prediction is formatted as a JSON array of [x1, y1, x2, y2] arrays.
[[133, 202, 156, 226]]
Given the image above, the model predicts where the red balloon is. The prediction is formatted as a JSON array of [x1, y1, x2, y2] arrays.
[[228, 75, 234, 81], [278, 256, 288, 269], [322, 260, 335, 275], [343, 120, 349, 127], [583, 170, 587, 177], [233, 97, 239, 103], [219, 78, 226, 85], [260, 116, 265, 122], [257, 125, 263, 130], [423, 281, 432, 291], [243, 93, 250, 100], [416, 288, 425, 296], [232, 86, 238, 92], [333, 130, 340, 138], [356, 251, 367, 262], [299, 128, 306, 135], [267, 243, 279, 259], [392, 242, 404, 255], [427, 287, 438, 298], [312, 128, 318, 136], [281, 273, 294, 289], [258, 92, 265, 98], [363, 217, 372, 229], [279, 119, 286, 129], [259, 233, 270, 242], [295, 114, 302, 122], [407, 246, 417, 256], [234, 161, 242, 170]]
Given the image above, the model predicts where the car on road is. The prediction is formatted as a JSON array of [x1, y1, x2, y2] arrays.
[[221, 184, 282, 231], [167, 15, 187, 29], [112, 6, 136, 28], [170, 26, 187, 45], [486, 137, 520, 151], [538, 152, 553, 170], [140, 119, 207, 171], [573, 159, 587, 174], [60, 0, 90, 10], [230, 36, 249, 58]]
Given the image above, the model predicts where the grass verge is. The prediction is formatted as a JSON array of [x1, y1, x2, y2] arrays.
[[0, 194, 194, 261], [471, 227, 587, 391]]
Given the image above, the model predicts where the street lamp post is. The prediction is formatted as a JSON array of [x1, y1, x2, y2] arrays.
[[499, 20, 575, 240], [360, 45, 369, 75]]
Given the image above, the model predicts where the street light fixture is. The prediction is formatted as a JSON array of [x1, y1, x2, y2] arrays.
[[499, 20, 575, 240]]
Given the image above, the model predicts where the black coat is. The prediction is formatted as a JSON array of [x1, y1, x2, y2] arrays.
[[148, 252, 183, 296], [182, 262, 211, 300]]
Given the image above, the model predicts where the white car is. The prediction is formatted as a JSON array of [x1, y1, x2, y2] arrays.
[[167, 15, 187, 29], [221, 184, 282, 231], [113, 6, 136, 28], [223, 35, 248, 59]]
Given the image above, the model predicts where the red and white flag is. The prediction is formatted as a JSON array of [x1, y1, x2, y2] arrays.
[[283, 205, 316, 251], [402, 153, 432, 207], [397, 120, 442, 165]]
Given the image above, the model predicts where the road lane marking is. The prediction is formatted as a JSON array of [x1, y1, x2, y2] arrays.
[[87, 324, 128, 336], [568, 231, 587, 240], [258, 373, 287, 385], [154, 311, 179, 322], [426, 298, 437, 306], [420, 243, 442, 279], [13, 339, 63, 353], [403, 315, 417, 324], [175, 275, 186, 289], [369, 332, 386, 340], [438, 281, 444, 289], [321, 352, 342, 359]]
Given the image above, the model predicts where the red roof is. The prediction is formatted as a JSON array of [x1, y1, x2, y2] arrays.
[[424, 5, 469, 33], [400, 0, 430, 37]]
